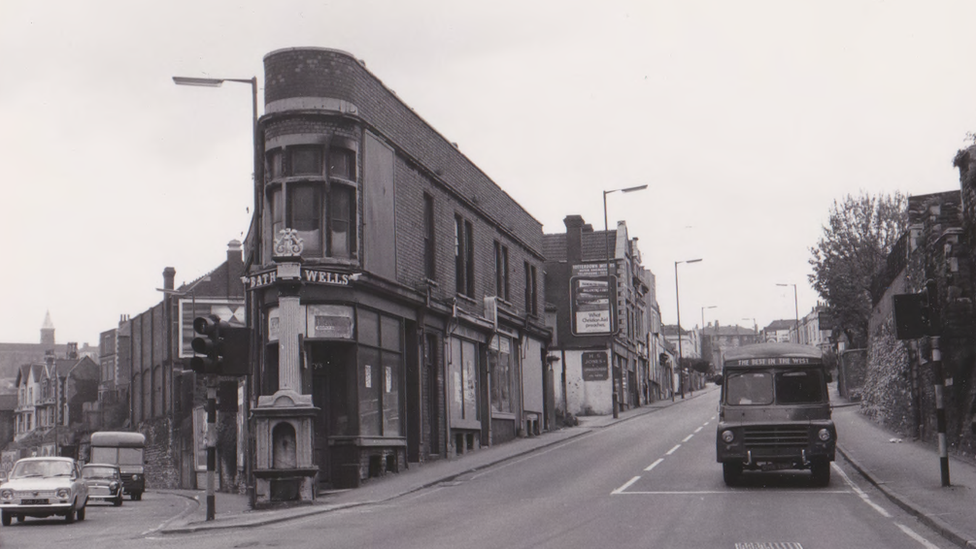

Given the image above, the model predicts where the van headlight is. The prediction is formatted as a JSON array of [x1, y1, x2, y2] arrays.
[[721, 430, 735, 443], [56, 488, 70, 499], [0, 489, 12, 500], [818, 428, 832, 442]]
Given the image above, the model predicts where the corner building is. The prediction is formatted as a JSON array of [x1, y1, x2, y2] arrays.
[[245, 48, 551, 499]]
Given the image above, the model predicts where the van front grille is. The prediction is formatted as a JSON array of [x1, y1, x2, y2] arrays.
[[743, 426, 809, 447]]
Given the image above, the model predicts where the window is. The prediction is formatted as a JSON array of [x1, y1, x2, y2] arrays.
[[775, 370, 825, 404], [524, 262, 538, 315], [494, 241, 509, 300], [291, 146, 323, 175], [424, 194, 436, 280], [265, 145, 358, 260], [455, 216, 475, 297], [358, 310, 403, 437], [329, 147, 356, 180], [490, 336, 516, 413], [329, 185, 355, 258], [726, 372, 773, 405]]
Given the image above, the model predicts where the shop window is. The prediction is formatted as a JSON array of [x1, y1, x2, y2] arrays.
[[357, 311, 403, 437], [490, 336, 515, 414]]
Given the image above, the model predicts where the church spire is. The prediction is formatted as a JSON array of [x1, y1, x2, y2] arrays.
[[40, 310, 55, 350]]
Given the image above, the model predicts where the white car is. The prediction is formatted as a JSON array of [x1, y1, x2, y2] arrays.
[[0, 457, 89, 525]]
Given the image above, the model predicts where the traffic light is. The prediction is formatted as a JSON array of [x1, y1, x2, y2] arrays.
[[189, 315, 251, 376], [190, 315, 224, 375]]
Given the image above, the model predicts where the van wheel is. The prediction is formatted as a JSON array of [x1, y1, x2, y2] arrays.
[[77, 505, 85, 521], [1, 511, 11, 526], [811, 459, 830, 486], [723, 462, 742, 486], [64, 507, 75, 523]]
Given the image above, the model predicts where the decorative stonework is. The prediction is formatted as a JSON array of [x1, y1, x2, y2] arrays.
[[273, 228, 304, 259]]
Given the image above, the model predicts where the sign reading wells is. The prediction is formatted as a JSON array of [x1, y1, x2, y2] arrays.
[[581, 350, 609, 381], [570, 263, 616, 336]]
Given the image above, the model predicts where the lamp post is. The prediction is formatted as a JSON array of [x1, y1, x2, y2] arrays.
[[742, 317, 758, 339], [675, 258, 703, 399], [173, 74, 259, 520], [603, 184, 647, 418], [777, 283, 799, 343]]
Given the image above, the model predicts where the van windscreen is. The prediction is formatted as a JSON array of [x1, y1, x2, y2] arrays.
[[775, 369, 824, 404], [726, 372, 773, 405]]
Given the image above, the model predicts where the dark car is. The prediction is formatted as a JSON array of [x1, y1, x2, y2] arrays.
[[0, 457, 88, 524], [81, 464, 123, 507]]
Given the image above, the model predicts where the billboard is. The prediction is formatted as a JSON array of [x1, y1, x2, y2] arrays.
[[570, 263, 616, 336]]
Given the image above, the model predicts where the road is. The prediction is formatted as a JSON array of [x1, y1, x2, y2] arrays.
[[0, 387, 958, 548]]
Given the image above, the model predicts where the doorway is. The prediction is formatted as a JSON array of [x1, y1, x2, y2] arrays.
[[309, 342, 354, 490]]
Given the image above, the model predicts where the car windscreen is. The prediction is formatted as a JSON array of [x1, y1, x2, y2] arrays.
[[725, 372, 773, 405], [11, 460, 73, 479], [82, 467, 118, 480], [775, 369, 825, 404]]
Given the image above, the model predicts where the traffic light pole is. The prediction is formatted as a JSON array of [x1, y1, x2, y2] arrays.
[[206, 381, 217, 520], [931, 336, 950, 487]]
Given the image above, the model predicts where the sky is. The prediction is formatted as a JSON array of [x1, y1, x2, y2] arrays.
[[2, 1, 975, 346]]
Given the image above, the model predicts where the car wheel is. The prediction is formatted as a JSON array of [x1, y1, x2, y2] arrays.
[[77, 505, 86, 521], [1, 511, 11, 526], [811, 459, 831, 487], [64, 506, 75, 523], [723, 461, 742, 486]]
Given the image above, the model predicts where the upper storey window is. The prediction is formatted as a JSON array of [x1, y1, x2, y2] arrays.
[[265, 144, 358, 260]]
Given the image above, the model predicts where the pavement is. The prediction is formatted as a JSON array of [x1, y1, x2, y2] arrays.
[[156, 384, 976, 548]]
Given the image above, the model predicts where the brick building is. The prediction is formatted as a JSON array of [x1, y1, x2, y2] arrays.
[[241, 48, 550, 501], [110, 241, 246, 491], [543, 216, 659, 416]]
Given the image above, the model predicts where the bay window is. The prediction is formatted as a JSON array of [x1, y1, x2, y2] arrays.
[[265, 144, 358, 260]]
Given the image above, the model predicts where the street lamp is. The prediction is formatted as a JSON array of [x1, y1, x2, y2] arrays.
[[173, 74, 259, 521], [742, 317, 758, 338], [603, 184, 647, 418], [675, 258, 703, 399], [777, 283, 799, 343]]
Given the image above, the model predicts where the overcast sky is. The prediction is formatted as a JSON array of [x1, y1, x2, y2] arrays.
[[2, 1, 974, 346]]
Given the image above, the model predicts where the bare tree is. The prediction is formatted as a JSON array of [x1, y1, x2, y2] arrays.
[[809, 191, 908, 348]]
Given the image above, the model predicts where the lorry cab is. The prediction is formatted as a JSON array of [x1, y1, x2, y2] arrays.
[[716, 342, 836, 486]]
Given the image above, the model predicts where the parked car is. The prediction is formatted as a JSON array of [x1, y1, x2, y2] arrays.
[[81, 464, 123, 507], [0, 457, 88, 525]]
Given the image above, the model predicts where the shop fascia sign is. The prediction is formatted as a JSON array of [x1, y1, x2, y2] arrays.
[[243, 267, 353, 291]]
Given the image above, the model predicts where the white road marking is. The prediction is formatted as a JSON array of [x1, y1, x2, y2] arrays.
[[694, 426, 704, 433], [644, 458, 664, 472], [895, 523, 941, 549], [612, 476, 641, 494], [682, 434, 694, 442], [833, 462, 891, 517], [666, 444, 681, 455]]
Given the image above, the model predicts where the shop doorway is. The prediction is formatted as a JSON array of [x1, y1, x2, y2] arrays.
[[309, 342, 355, 490]]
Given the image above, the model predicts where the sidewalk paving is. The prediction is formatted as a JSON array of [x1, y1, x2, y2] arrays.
[[161, 384, 976, 549]]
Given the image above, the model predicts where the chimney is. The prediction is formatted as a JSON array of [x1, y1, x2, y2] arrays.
[[163, 267, 176, 291], [67, 342, 78, 359], [564, 215, 585, 263]]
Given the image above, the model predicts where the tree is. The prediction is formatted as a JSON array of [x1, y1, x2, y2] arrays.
[[809, 191, 908, 348]]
